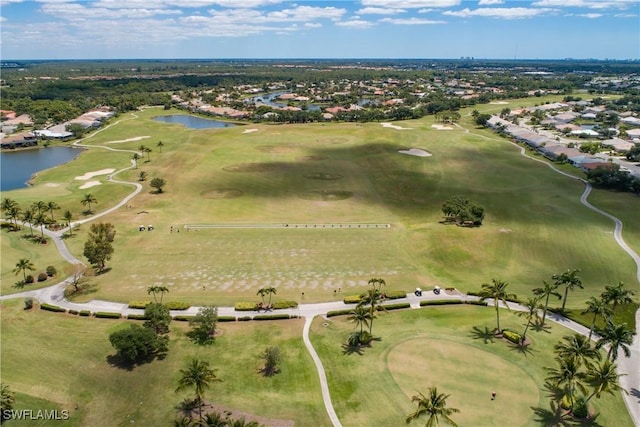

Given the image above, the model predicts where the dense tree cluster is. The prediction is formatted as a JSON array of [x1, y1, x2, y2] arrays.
[[441, 196, 485, 226], [586, 163, 640, 195]]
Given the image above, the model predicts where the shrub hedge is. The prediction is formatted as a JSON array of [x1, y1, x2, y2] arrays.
[[40, 303, 66, 313], [378, 302, 410, 311], [273, 300, 298, 309], [128, 301, 152, 309], [326, 309, 354, 317], [218, 316, 236, 322], [165, 301, 191, 310], [127, 314, 149, 320], [502, 329, 522, 344], [253, 314, 291, 321], [343, 295, 362, 304], [79, 310, 91, 317], [464, 300, 488, 306], [419, 300, 463, 306], [68, 309, 79, 315], [384, 290, 407, 300], [94, 312, 122, 319], [238, 316, 252, 321]]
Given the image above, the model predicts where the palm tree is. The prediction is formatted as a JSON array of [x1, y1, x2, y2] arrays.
[[533, 280, 561, 325], [552, 269, 583, 313], [478, 279, 516, 334], [33, 213, 48, 240], [256, 287, 267, 304], [554, 334, 600, 368], [46, 201, 60, 223], [132, 153, 139, 169], [147, 285, 169, 304], [601, 282, 635, 318], [63, 210, 74, 236], [1, 198, 20, 229], [81, 193, 97, 213], [545, 356, 587, 413], [6, 203, 21, 230], [264, 286, 277, 305], [358, 287, 383, 334], [13, 258, 35, 282], [368, 277, 386, 292], [584, 359, 627, 405], [348, 305, 371, 336], [31, 200, 47, 216], [22, 208, 35, 236], [157, 140, 164, 153], [138, 144, 147, 157], [406, 387, 460, 427], [145, 147, 152, 161], [582, 296, 611, 341], [516, 296, 541, 344], [596, 321, 635, 362], [138, 171, 148, 181], [175, 358, 222, 422]]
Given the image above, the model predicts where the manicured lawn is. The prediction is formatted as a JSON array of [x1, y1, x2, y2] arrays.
[[311, 305, 633, 427]]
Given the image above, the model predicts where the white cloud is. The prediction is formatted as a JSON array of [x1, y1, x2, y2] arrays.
[[578, 13, 603, 18], [361, 0, 460, 8], [335, 19, 376, 28], [205, 0, 283, 7], [443, 7, 556, 19], [304, 22, 322, 28], [356, 7, 405, 15], [532, 0, 638, 9], [263, 5, 347, 22], [41, 2, 182, 20], [0, 0, 25, 4], [379, 17, 446, 24], [478, 0, 504, 4]]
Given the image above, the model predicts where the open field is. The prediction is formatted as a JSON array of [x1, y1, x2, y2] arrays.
[[2, 99, 639, 307]]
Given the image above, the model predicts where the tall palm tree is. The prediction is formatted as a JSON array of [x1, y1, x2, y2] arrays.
[[6, 204, 21, 230], [554, 334, 600, 368], [1, 198, 20, 229], [478, 279, 516, 334], [516, 296, 541, 344], [31, 200, 47, 216], [256, 288, 267, 304], [264, 286, 277, 305], [22, 209, 35, 236], [175, 358, 222, 422], [81, 193, 97, 213], [601, 282, 635, 318], [582, 296, 612, 341], [584, 359, 627, 405], [533, 280, 561, 325], [33, 213, 48, 240], [552, 269, 583, 313], [157, 140, 164, 153], [348, 305, 371, 336], [406, 387, 460, 427], [358, 287, 383, 334], [545, 356, 587, 413], [147, 285, 169, 304], [63, 210, 74, 236], [368, 277, 386, 292], [46, 201, 60, 223], [13, 258, 35, 282], [1, 197, 17, 214], [596, 321, 635, 362], [132, 153, 139, 169], [145, 147, 152, 161]]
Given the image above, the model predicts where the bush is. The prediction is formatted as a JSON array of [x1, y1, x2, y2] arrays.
[[253, 314, 291, 320], [326, 309, 354, 317], [384, 290, 407, 300], [68, 310, 79, 315], [420, 300, 463, 306], [165, 301, 191, 310], [218, 316, 236, 322], [46, 265, 57, 277], [238, 316, 252, 321], [502, 329, 522, 344], [235, 302, 258, 311], [379, 302, 410, 311], [25, 275, 34, 284], [37, 272, 48, 282], [79, 310, 91, 317], [572, 396, 588, 419], [94, 312, 122, 319], [464, 300, 488, 306], [127, 314, 149, 320], [40, 303, 66, 313], [273, 300, 298, 309], [343, 295, 362, 304], [24, 298, 34, 310], [467, 291, 480, 297], [128, 301, 152, 309]]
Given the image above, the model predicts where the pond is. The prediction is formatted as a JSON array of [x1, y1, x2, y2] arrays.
[[0, 146, 85, 191], [153, 115, 236, 129]]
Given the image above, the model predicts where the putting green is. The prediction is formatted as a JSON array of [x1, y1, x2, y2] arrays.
[[388, 338, 539, 426]]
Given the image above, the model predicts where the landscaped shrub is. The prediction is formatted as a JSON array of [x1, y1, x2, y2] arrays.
[[127, 314, 149, 320], [464, 300, 488, 306], [235, 302, 258, 311], [273, 300, 298, 309], [24, 298, 34, 310], [128, 301, 152, 309], [420, 300, 463, 306], [173, 315, 192, 322], [40, 303, 66, 313], [79, 310, 91, 317], [25, 275, 34, 284], [343, 295, 362, 304], [326, 309, 353, 317], [572, 396, 588, 419], [253, 314, 291, 320], [37, 272, 48, 282], [68, 309, 79, 315], [94, 312, 122, 319], [467, 291, 480, 297], [502, 329, 522, 344], [238, 316, 252, 321], [384, 290, 407, 300], [378, 302, 410, 311], [46, 265, 57, 277], [218, 316, 236, 322], [165, 301, 191, 310]]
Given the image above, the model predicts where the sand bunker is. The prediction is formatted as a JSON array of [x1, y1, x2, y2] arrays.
[[243, 128, 259, 134], [431, 124, 453, 130], [381, 122, 412, 130], [106, 136, 150, 144], [75, 168, 115, 181], [490, 101, 509, 105], [44, 183, 61, 187], [399, 148, 432, 157], [79, 180, 101, 189]]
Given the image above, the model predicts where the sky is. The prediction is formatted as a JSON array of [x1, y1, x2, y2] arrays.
[[0, 0, 638, 60]]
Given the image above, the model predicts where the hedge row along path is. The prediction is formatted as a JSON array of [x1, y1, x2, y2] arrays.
[[1, 117, 638, 426]]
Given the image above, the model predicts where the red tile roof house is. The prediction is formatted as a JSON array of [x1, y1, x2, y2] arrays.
[[0, 132, 37, 148], [580, 162, 614, 174]]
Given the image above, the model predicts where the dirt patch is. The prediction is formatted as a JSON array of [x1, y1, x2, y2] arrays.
[[298, 189, 353, 201], [499, 228, 512, 233], [201, 188, 244, 199], [256, 145, 297, 154], [298, 155, 327, 161], [223, 163, 285, 173], [303, 172, 343, 180]]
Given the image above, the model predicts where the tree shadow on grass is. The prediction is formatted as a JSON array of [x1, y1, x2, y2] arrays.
[[532, 401, 604, 427], [530, 318, 553, 334], [507, 339, 535, 357], [105, 354, 136, 372], [341, 343, 365, 355], [469, 326, 496, 344]]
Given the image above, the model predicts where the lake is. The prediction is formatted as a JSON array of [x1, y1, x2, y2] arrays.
[[153, 115, 236, 129], [1, 146, 85, 191]]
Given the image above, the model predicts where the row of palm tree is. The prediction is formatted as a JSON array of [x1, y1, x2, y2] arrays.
[[256, 286, 276, 307]]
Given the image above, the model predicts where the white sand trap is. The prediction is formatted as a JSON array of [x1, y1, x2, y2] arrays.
[[243, 128, 259, 134], [381, 122, 412, 130], [75, 168, 115, 181], [79, 180, 101, 189], [399, 148, 432, 157], [431, 124, 453, 130], [44, 183, 61, 187], [106, 136, 150, 144], [490, 101, 509, 105]]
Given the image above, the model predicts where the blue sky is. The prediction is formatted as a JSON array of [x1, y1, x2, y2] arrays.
[[1, 0, 638, 60]]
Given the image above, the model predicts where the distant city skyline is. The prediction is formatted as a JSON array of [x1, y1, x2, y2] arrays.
[[1, 0, 638, 60]]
